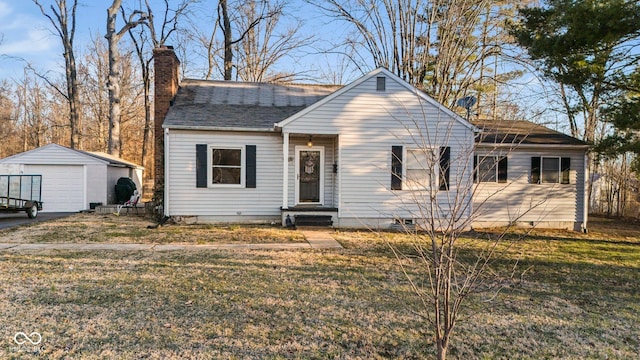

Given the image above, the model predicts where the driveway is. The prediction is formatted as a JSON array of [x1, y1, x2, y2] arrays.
[[0, 212, 76, 230]]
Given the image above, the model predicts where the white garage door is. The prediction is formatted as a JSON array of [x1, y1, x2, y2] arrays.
[[24, 165, 85, 212]]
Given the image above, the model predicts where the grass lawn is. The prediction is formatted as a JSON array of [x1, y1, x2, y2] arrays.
[[0, 215, 639, 359], [0, 213, 305, 244]]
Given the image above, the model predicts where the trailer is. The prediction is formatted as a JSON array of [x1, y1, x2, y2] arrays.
[[0, 175, 43, 218]]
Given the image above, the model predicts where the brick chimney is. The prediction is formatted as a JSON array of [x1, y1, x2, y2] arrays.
[[153, 45, 180, 205]]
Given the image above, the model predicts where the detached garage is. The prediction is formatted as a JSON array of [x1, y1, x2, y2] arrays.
[[0, 144, 143, 212]]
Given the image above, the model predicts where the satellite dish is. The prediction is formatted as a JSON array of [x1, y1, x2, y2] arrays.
[[456, 96, 477, 110]]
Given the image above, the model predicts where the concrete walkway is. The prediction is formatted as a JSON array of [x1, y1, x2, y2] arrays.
[[0, 229, 342, 252], [298, 228, 343, 249]]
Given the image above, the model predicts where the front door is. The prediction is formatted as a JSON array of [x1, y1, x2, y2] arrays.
[[296, 146, 324, 204]]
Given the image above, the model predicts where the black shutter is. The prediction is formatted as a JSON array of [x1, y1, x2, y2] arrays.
[[246, 145, 256, 188], [196, 144, 207, 188], [473, 155, 478, 183], [531, 157, 541, 184], [391, 146, 403, 190], [439, 146, 450, 191], [498, 157, 508, 183], [561, 157, 570, 184]]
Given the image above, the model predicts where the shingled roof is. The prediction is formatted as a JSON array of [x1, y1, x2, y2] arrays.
[[473, 119, 589, 146], [163, 79, 341, 130]]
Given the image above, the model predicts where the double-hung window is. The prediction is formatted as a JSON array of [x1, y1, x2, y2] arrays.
[[391, 146, 449, 191], [531, 156, 570, 184], [211, 147, 244, 186], [474, 155, 508, 183], [404, 148, 435, 190]]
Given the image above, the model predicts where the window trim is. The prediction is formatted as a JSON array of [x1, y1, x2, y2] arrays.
[[403, 147, 438, 190], [208, 146, 245, 188]]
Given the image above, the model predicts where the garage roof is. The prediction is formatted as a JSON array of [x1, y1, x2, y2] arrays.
[[0, 144, 143, 169]]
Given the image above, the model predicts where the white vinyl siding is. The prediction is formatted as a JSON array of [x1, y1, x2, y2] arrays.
[[24, 165, 85, 212], [166, 130, 282, 216], [473, 148, 585, 226], [282, 74, 475, 222]]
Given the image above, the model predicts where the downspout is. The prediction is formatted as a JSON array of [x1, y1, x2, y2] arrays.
[[83, 165, 88, 211], [583, 152, 589, 233], [282, 132, 289, 210], [337, 135, 342, 220], [164, 128, 170, 217]]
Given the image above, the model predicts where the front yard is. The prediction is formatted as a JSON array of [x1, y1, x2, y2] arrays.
[[0, 214, 639, 359]]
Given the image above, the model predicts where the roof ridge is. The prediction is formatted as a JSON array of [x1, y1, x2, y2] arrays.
[[180, 78, 343, 88]]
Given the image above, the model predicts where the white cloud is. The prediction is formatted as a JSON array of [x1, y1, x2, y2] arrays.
[[0, 1, 56, 57], [0, 27, 54, 55]]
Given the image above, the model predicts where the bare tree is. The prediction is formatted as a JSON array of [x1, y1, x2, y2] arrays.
[[235, 1, 313, 82], [309, 0, 527, 111], [80, 34, 110, 152], [218, 0, 282, 80], [14, 70, 54, 150], [309, 0, 426, 84], [105, 0, 148, 157], [0, 82, 20, 158], [32, 0, 82, 149]]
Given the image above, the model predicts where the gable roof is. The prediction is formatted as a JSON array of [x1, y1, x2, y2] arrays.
[[0, 143, 143, 168], [276, 67, 477, 131], [473, 120, 589, 147], [163, 79, 340, 131]]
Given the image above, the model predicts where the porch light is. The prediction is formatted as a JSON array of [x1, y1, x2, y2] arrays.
[[307, 135, 313, 147]]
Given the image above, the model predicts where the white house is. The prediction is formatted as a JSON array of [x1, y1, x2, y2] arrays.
[[153, 46, 588, 231], [0, 144, 143, 212]]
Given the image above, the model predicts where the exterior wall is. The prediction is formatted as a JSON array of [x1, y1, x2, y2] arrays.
[[86, 164, 107, 206], [166, 130, 283, 218], [0, 164, 23, 174], [282, 74, 475, 228], [472, 147, 586, 230], [286, 135, 337, 208]]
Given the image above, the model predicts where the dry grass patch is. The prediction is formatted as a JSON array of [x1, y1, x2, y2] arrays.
[[0, 213, 305, 244], [0, 216, 638, 358]]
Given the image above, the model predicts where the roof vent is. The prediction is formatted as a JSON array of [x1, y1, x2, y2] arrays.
[[376, 76, 386, 91]]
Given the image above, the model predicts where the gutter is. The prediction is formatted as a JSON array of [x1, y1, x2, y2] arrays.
[[163, 125, 276, 132], [475, 143, 590, 150]]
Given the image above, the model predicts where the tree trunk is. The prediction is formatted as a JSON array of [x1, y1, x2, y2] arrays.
[[220, 0, 233, 80], [106, 0, 122, 157], [33, 0, 82, 149], [437, 342, 447, 360], [141, 69, 152, 179], [66, 49, 81, 149]]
